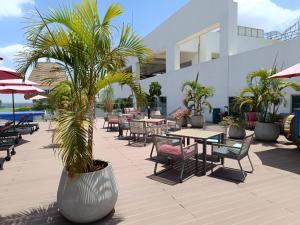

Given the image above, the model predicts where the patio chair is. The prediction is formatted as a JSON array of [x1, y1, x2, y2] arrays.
[[103, 113, 110, 128], [149, 122, 181, 159], [128, 121, 151, 146], [211, 134, 254, 181], [153, 135, 198, 183], [118, 115, 130, 137], [107, 114, 119, 132]]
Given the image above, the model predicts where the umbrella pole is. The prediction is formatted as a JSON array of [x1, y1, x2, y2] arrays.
[[12, 91, 16, 130]]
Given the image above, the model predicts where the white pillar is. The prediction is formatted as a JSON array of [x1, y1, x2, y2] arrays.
[[220, 0, 238, 57], [132, 62, 140, 79], [166, 44, 180, 72]]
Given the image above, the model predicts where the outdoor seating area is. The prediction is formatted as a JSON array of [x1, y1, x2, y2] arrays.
[[2, 0, 300, 224], [2, 119, 300, 225]]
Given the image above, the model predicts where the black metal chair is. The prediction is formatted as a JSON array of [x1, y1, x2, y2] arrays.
[[128, 121, 151, 146], [153, 135, 198, 183], [211, 134, 254, 181]]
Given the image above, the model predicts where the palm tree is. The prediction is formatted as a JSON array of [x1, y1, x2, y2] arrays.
[[17, 0, 151, 176], [181, 77, 214, 115], [240, 68, 300, 122]]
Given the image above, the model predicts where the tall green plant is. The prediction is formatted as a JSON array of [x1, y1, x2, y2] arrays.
[[240, 68, 300, 122], [149, 81, 162, 108], [99, 86, 114, 113], [181, 75, 214, 115], [17, 0, 151, 176]]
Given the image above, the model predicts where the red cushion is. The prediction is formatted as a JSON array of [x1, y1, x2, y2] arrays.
[[109, 119, 119, 124], [159, 144, 195, 157], [160, 144, 181, 156], [248, 112, 256, 121]]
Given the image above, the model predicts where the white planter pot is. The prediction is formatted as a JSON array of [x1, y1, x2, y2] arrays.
[[254, 122, 280, 142], [228, 125, 246, 139], [57, 162, 118, 224], [151, 110, 161, 116], [190, 115, 204, 128]]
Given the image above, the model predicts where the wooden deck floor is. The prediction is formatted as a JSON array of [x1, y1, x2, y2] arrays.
[[1, 119, 300, 225]]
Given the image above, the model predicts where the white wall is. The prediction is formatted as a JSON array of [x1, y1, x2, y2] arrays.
[[236, 36, 278, 54], [115, 37, 300, 121], [143, 0, 237, 72]]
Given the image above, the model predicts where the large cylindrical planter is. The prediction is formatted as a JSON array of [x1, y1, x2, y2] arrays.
[[190, 115, 204, 128], [254, 122, 280, 142], [228, 125, 246, 139], [57, 162, 118, 224]]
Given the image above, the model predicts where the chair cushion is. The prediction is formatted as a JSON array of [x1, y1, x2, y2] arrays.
[[214, 146, 240, 156], [233, 143, 242, 148], [159, 144, 194, 157], [109, 119, 119, 124], [159, 144, 181, 156], [207, 139, 219, 143]]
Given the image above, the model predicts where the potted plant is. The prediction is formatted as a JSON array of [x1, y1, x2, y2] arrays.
[[18, 1, 151, 223], [220, 96, 247, 139], [174, 108, 190, 127], [240, 68, 300, 142], [148, 81, 162, 116], [182, 74, 214, 128], [220, 116, 246, 139]]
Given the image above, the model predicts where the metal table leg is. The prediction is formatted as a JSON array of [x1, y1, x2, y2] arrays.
[[203, 139, 207, 175]]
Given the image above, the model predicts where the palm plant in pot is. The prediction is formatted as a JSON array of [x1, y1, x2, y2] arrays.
[[240, 68, 300, 142], [182, 74, 214, 128], [17, 1, 150, 223], [220, 97, 247, 139], [148, 81, 162, 116]]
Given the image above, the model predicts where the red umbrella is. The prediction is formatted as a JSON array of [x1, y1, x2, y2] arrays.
[[0, 79, 38, 86], [0, 66, 22, 80], [270, 63, 300, 79]]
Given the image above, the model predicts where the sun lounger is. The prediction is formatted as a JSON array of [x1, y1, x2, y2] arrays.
[[0, 140, 15, 161]]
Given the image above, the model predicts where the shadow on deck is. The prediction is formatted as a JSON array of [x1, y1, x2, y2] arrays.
[[0, 203, 124, 225]]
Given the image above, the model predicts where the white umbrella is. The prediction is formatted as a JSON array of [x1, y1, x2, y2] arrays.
[[30, 95, 48, 100]]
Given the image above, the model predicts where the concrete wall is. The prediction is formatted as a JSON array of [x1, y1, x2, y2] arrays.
[[142, 0, 237, 72], [114, 0, 300, 120], [114, 37, 300, 120], [236, 36, 277, 54]]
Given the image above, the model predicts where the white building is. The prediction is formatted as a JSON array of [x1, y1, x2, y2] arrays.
[[114, 0, 300, 121]]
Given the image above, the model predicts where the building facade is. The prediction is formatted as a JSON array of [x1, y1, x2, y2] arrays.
[[114, 0, 300, 120]]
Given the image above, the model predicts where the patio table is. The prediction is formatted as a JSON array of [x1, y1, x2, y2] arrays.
[[137, 118, 165, 125], [167, 128, 224, 175]]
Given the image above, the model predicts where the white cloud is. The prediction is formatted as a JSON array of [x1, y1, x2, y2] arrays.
[[0, 0, 34, 18], [235, 0, 300, 32], [0, 44, 24, 67]]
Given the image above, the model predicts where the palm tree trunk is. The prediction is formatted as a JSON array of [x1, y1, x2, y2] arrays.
[[87, 98, 95, 168]]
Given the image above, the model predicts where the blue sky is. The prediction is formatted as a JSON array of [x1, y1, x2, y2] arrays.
[[0, 0, 299, 103]]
